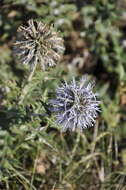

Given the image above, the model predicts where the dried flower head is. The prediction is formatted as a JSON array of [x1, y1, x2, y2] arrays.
[[49, 75, 100, 132], [13, 19, 65, 70]]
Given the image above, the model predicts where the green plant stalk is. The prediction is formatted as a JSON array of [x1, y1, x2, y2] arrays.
[[18, 61, 37, 105]]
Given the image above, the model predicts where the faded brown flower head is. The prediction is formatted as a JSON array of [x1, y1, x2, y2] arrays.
[[13, 19, 65, 70]]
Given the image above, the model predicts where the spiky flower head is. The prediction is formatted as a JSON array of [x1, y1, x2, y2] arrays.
[[49, 75, 100, 132], [13, 19, 65, 70]]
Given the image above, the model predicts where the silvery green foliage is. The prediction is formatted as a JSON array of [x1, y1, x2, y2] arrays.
[[50, 75, 100, 132], [13, 19, 65, 70]]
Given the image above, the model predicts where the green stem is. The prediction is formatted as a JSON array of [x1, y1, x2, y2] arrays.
[[18, 62, 37, 105]]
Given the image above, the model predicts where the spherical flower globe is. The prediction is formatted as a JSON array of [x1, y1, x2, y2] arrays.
[[49, 75, 100, 132], [13, 19, 65, 70]]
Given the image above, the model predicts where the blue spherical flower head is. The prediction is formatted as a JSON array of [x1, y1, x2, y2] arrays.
[[50, 75, 100, 132]]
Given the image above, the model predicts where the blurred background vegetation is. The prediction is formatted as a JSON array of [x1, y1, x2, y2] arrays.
[[0, 0, 126, 189]]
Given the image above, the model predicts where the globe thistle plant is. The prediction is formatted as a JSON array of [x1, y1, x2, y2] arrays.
[[13, 19, 65, 70], [49, 75, 100, 132]]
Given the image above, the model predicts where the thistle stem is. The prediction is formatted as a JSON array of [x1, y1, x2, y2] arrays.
[[18, 62, 37, 104]]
